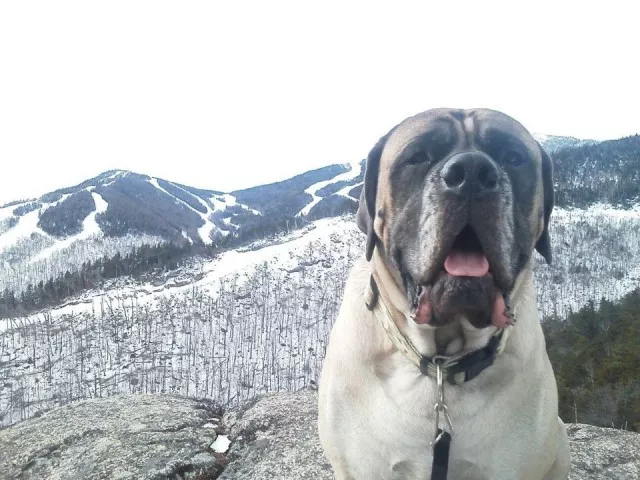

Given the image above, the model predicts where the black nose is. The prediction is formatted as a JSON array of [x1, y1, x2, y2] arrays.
[[440, 152, 499, 197]]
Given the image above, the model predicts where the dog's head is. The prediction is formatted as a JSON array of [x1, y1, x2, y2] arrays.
[[357, 108, 554, 329]]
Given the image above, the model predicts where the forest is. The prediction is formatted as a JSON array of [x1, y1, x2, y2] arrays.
[[553, 134, 640, 208], [0, 241, 209, 319], [1, 212, 640, 429], [0, 226, 358, 427], [544, 288, 640, 431]]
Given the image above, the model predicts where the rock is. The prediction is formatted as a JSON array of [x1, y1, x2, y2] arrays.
[[220, 391, 640, 479], [0, 394, 225, 480], [1, 391, 639, 479], [219, 390, 333, 479], [567, 423, 640, 479]]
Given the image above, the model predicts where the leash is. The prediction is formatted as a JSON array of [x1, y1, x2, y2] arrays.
[[364, 274, 514, 480]]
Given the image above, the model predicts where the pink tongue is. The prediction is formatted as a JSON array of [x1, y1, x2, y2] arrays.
[[444, 251, 489, 277]]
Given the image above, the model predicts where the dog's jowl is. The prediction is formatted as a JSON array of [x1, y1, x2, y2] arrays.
[[318, 108, 570, 480]]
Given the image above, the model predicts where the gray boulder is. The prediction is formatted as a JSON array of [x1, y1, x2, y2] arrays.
[[220, 390, 332, 479], [1, 390, 639, 479], [0, 394, 226, 480], [567, 423, 640, 479]]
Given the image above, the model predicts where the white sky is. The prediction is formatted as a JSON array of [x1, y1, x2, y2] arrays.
[[0, 1, 638, 205]]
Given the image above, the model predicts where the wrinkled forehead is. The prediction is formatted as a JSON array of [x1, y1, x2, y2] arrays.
[[381, 108, 539, 165]]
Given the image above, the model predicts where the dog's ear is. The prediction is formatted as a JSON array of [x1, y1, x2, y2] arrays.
[[535, 144, 554, 264], [356, 134, 389, 262]]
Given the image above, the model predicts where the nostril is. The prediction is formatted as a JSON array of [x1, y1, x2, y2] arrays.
[[443, 163, 466, 188], [478, 165, 498, 190]]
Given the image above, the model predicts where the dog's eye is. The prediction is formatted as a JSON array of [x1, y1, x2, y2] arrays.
[[502, 151, 524, 166], [407, 151, 430, 165]]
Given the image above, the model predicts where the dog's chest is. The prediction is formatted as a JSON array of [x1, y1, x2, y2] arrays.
[[343, 364, 502, 480]]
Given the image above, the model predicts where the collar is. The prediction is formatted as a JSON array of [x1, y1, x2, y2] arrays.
[[364, 274, 511, 385]]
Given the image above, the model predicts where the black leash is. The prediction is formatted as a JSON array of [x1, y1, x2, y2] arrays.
[[431, 429, 452, 480]]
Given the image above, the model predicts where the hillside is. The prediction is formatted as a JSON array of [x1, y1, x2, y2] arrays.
[[553, 134, 640, 208], [2, 203, 640, 427]]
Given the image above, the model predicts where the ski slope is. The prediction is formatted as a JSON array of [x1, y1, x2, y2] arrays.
[[30, 191, 109, 263], [297, 160, 362, 216]]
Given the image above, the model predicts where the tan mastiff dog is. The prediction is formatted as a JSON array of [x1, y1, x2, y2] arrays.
[[318, 108, 570, 480]]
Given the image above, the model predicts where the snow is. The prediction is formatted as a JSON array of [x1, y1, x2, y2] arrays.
[[0, 202, 25, 221], [335, 182, 360, 200], [149, 178, 217, 245], [211, 435, 231, 453], [181, 230, 194, 244], [297, 160, 362, 216], [0, 215, 363, 426], [29, 192, 108, 263], [210, 193, 261, 216], [0, 209, 49, 252], [584, 202, 640, 218]]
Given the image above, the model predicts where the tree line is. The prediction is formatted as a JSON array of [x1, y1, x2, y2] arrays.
[[0, 241, 214, 318]]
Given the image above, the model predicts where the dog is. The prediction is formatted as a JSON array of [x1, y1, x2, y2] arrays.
[[318, 108, 570, 479]]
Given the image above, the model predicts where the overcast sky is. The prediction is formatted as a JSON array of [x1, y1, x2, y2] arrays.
[[0, 1, 638, 205]]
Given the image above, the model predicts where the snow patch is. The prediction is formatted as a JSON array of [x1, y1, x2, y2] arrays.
[[0, 202, 27, 221], [297, 161, 362, 216], [181, 231, 193, 244], [335, 182, 361, 200], [2, 217, 355, 324], [41, 194, 72, 212], [211, 435, 231, 453], [0, 209, 49, 252], [210, 193, 261, 216]]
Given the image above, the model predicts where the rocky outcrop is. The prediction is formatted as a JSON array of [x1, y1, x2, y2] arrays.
[[0, 394, 227, 480], [220, 391, 332, 479], [1, 390, 639, 479], [567, 423, 640, 479]]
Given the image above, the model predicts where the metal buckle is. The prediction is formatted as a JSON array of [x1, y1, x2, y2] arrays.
[[433, 359, 453, 445]]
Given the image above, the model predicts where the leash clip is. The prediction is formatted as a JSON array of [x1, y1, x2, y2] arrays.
[[433, 359, 453, 441], [431, 359, 454, 480]]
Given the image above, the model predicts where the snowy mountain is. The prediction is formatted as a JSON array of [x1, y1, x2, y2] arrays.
[[534, 134, 597, 153], [1, 169, 258, 246], [0, 163, 362, 294]]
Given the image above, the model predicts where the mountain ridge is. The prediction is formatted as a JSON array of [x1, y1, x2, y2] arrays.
[[2, 132, 639, 299]]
